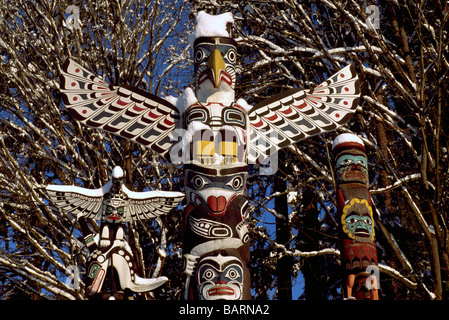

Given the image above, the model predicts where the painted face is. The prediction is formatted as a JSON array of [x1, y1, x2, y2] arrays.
[[341, 198, 375, 241], [103, 197, 126, 223], [194, 37, 237, 90], [182, 103, 247, 166], [336, 153, 368, 185], [185, 168, 246, 215], [196, 254, 244, 300]]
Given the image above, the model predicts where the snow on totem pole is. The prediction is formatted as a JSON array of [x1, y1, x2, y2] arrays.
[[56, 10, 361, 300], [332, 134, 379, 300], [46, 167, 184, 299], [179, 12, 251, 300]]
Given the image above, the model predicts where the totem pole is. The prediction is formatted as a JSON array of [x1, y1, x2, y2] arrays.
[[179, 12, 251, 300], [332, 134, 379, 300], [57, 11, 361, 300], [46, 166, 184, 299]]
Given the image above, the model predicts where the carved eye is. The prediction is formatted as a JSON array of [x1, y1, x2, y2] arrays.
[[225, 267, 239, 280], [192, 175, 206, 189], [341, 159, 353, 166], [202, 269, 216, 281], [223, 108, 245, 127], [186, 107, 208, 124], [357, 160, 367, 168], [227, 176, 243, 190], [195, 49, 205, 62], [225, 49, 236, 63]]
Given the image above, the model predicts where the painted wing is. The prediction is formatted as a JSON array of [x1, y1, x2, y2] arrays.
[[124, 187, 184, 222], [46, 183, 111, 220], [248, 64, 360, 164], [59, 59, 179, 158]]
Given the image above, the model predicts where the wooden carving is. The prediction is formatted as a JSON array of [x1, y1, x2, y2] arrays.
[[57, 11, 361, 300], [46, 166, 184, 299], [332, 134, 379, 300]]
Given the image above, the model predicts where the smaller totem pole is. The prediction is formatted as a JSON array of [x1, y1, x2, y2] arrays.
[[332, 134, 379, 300], [46, 166, 184, 299]]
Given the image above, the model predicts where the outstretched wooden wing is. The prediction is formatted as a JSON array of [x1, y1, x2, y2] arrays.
[[248, 64, 360, 164], [46, 182, 111, 220], [123, 187, 184, 222], [59, 59, 179, 158]]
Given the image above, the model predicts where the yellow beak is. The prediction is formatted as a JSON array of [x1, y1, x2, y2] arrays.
[[207, 49, 226, 88]]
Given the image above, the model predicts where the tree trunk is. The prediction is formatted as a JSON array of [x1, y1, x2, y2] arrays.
[[275, 151, 292, 300]]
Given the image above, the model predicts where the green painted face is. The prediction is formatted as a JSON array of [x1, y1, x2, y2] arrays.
[[344, 214, 374, 238], [336, 154, 367, 170], [341, 198, 375, 241], [104, 198, 126, 223], [336, 154, 368, 184]]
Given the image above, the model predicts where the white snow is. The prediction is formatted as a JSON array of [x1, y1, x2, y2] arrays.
[[177, 87, 198, 114], [332, 133, 364, 151], [46, 181, 112, 198], [112, 166, 124, 179], [165, 87, 198, 115], [122, 185, 184, 200], [164, 95, 178, 106], [191, 11, 234, 40], [236, 98, 253, 113]]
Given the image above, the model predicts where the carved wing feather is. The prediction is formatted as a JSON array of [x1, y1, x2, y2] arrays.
[[248, 64, 360, 164], [123, 187, 184, 221], [59, 59, 179, 158], [46, 183, 110, 220]]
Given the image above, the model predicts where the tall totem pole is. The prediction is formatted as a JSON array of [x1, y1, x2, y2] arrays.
[[57, 11, 361, 300], [179, 12, 251, 300], [332, 133, 379, 300]]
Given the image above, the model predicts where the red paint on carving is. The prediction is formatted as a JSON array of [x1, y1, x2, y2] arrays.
[[207, 196, 226, 213], [116, 99, 128, 106]]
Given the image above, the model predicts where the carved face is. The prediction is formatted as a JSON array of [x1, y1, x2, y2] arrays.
[[341, 198, 375, 242], [196, 254, 244, 300], [103, 197, 126, 224], [194, 37, 236, 89], [194, 37, 237, 103], [182, 103, 247, 166], [185, 168, 246, 215], [335, 153, 368, 185]]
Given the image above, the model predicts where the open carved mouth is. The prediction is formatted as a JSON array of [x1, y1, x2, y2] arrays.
[[342, 171, 367, 182], [345, 171, 365, 177], [193, 194, 236, 216], [354, 228, 370, 236], [208, 285, 235, 296]]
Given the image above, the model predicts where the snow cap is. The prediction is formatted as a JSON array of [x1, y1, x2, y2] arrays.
[[236, 98, 253, 113], [164, 87, 198, 115], [191, 11, 234, 41], [112, 166, 124, 179], [332, 133, 365, 153]]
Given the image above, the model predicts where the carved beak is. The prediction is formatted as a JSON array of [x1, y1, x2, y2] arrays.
[[207, 49, 226, 88]]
